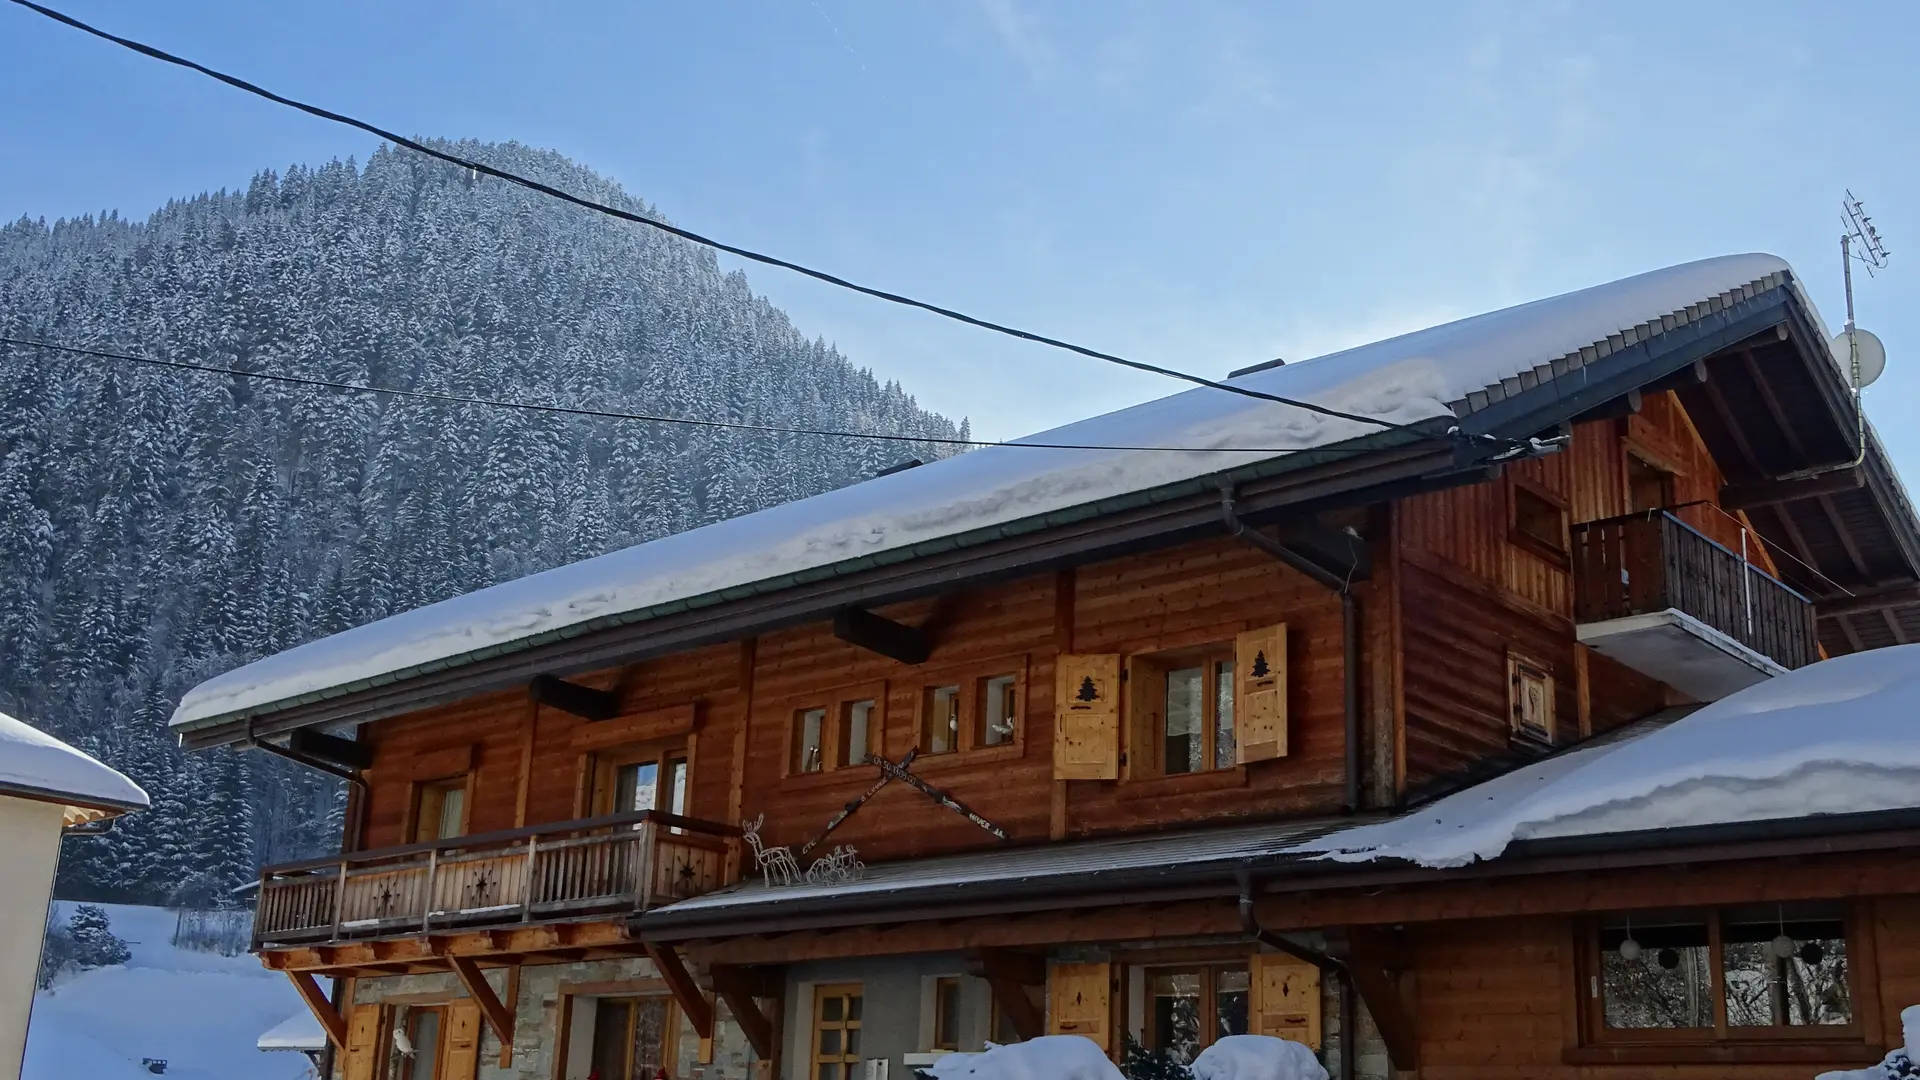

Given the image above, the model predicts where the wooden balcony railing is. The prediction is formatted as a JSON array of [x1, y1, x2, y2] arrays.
[[253, 810, 737, 947], [1572, 511, 1818, 671]]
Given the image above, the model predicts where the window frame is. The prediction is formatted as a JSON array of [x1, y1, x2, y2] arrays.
[[811, 983, 864, 1080], [589, 741, 690, 819], [1573, 904, 1878, 1060], [1126, 643, 1238, 780], [407, 775, 473, 844], [396, 1003, 447, 1080], [1508, 474, 1572, 566], [907, 656, 1030, 770], [779, 683, 888, 782], [1134, 960, 1252, 1063], [932, 975, 963, 1051]]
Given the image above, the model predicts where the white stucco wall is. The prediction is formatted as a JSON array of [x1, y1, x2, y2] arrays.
[[0, 796, 67, 1080]]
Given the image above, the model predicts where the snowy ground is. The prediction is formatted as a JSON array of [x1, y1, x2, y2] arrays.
[[24, 903, 311, 1080]]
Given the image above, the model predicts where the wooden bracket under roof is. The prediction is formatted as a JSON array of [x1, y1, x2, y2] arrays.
[[528, 674, 620, 721], [831, 607, 931, 665], [709, 963, 783, 1059], [284, 970, 348, 1049]]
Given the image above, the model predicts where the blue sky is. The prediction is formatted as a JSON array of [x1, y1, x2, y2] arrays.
[[3, 1, 1916, 472]]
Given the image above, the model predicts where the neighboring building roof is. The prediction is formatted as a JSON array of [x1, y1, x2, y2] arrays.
[[256, 1009, 326, 1053], [0, 710, 148, 822], [172, 254, 1812, 736], [1294, 643, 1920, 867]]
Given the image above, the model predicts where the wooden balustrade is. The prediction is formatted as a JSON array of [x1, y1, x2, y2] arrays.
[[252, 811, 737, 946], [1572, 511, 1817, 671]]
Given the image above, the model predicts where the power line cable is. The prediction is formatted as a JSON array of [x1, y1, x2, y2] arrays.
[[4, 0, 1469, 447], [0, 336, 1402, 456]]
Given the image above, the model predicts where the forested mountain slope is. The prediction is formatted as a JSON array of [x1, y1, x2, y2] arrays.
[[0, 140, 964, 902]]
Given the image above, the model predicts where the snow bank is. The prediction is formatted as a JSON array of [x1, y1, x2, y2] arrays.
[[172, 255, 1794, 730], [25, 903, 309, 1080], [1816, 1004, 1920, 1079], [0, 710, 147, 813], [1191, 1035, 1328, 1080], [1297, 645, 1920, 867], [923, 1036, 1124, 1080]]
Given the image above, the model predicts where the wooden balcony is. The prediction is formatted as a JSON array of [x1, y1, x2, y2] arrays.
[[1572, 511, 1817, 700], [253, 810, 736, 948]]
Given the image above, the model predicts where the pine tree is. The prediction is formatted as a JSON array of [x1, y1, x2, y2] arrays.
[[67, 904, 131, 968]]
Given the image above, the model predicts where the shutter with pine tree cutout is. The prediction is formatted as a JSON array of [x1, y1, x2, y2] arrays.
[[1053, 654, 1121, 780], [1235, 624, 1289, 763], [442, 999, 483, 1079], [1047, 961, 1112, 1050]]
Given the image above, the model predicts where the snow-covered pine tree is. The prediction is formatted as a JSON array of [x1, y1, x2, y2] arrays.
[[66, 904, 131, 968]]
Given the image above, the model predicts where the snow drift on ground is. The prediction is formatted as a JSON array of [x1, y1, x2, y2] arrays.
[[0, 710, 148, 812], [24, 903, 310, 1080], [1296, 644, 1920, 868], [172, 255, 1794, 730], [1816, 1003, 1920, 1079], [1190, 1035, 1328, 1080], [924, 1036, 1124, 1080]]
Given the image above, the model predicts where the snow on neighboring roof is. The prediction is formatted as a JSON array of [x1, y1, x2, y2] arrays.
[[171, 253, 1795, 732], [1295, 643, 1920, 868], [256, 1009, 326, 1052], [0, 710, 148, 816]]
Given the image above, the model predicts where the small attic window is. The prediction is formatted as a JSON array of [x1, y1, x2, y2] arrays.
[[1508, 652, 1555, 747], [1510, 478, 1570, 564]]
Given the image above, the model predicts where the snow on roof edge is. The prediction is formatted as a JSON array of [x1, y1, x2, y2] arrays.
[[0, 710, 149, 813], [172, 253, 1804, 732]]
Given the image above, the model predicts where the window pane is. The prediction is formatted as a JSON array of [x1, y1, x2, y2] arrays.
[[435, 786, 465, 839], [844, 700, 875, 766], [618, 761, 659, 813], [1216, 967, 1250, 1039], [818, 1028, 842, 1056], [845, 1026, 861, 1055], [666, 758, 688, 817], [1149, 969, 1204, 1064], [1722, 912, 1851, 1027], [821, 995, 844, 1023], [816, 1064, 842, 1080], [935, 978, 961, 1049], [407, 1009, 442, 1080], [1164, 667, 1204, 775], [924, 686, 960, 753], [1214, 661, 1236, 769], [847, 994, 863, 1022], [591, 1000, 632, 1080], [796, 708, 826, 773], [1598, 916, 1712, 1029], [980, 675, 1017, 747]]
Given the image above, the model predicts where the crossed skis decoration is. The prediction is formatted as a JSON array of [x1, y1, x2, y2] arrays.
[[798, 748, 1008, 857]]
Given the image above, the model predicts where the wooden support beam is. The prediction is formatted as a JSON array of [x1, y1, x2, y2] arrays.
[[1329, 926, 1416, 1070], [528, 674, 619, 721], [286, 970, 348, 1049], [646, 943, 714, 1040], [1722, 468, 1864, 510], [968, 949, 1045, 1041], [1569, 387, 1642, 425], [710, 964, 780, 1059], [1818, 582, 1920, 618], [448, 956, 516, 1058], [832, 607, 931, 664], [287, 728, 374, 771], [1643, 358, 1708, 396]]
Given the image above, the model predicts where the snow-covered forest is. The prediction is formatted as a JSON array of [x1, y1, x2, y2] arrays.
[[0, 140, 965, 904]]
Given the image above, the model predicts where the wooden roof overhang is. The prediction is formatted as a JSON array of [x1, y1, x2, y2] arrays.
[[181, 269, 1920, 749], [636, 806, 1920, 955]]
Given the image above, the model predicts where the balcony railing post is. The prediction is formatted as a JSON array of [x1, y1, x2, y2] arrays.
[[421, 847, 439, 933], [635, 822, 657, 912], [521, 835, 538, 923], [329, 860, 347, 943]]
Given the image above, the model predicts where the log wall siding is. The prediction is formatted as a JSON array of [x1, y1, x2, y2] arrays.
[[356, 534, 1370, 862]]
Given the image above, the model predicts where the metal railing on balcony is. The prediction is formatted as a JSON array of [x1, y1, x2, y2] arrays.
[[1572, 510, 1818, 671], [253, 810, 737, 947]]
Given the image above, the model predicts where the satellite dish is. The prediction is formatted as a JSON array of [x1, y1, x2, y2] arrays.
[[1830, 327, 1887, 388]]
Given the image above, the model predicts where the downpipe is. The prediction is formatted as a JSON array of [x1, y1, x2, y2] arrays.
[[1238, 872, 1355, 1080]]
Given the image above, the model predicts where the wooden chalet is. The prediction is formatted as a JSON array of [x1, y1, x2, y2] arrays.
[[170, 253, 1920, 1080]]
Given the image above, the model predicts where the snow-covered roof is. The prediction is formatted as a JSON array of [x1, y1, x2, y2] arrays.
[[1295, 643, 1920, 868], [0, 709, 148, 821], [171, 253, 1799, 733], [256, 1009, 326, 1052]]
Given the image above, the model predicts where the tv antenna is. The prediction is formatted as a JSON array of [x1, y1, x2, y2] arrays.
[[1832, 191, 1892, 469]]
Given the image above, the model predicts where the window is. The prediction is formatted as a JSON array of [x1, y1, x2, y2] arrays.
[[839, 699, 876, 767], [588, 997, 674, 1080], [1130, 647, 1235, 777], [1628, 454, 1675, 514], [1510, 479, 1570, 562], [795, 707, 827, 773], [811, 984, 863, 1080], [922, 684, 961, 754], [978, 675, 1018, 747], [593, 745, 688, 819], [933, 976, 962, 1051], [1142, 964, 1250, 1066], [398, 1006, 443, 1080], [411, 778, 468, 843], [1588, 905, 1854, 1045]]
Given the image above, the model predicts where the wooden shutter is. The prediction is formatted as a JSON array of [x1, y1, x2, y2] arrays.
[[341, 1003, 384, 1080], [443, 999, 483, 1079], [1235, 624, 1289, 763], [1053, 654, 1121, 780], [1046, 962, 1111, 1050], [1251, 953, 1321, 1049]]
